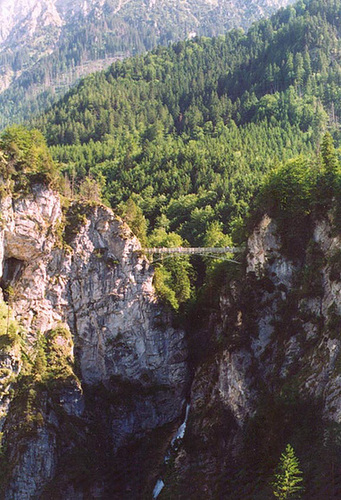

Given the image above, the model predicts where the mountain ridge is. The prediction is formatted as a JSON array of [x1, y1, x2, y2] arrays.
[[0, 0, 295, 128], [1, 1, 341, 495]]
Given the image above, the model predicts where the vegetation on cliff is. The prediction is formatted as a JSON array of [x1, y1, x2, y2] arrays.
[[2, 2, 341, 497], [0, 125, 59, 195], [253, 131, 341, 258], [272, 444, 304, 499]]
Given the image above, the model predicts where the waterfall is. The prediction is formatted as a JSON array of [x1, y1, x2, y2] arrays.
[[152, 403, 190, 498], [153, 479, 165, 498]]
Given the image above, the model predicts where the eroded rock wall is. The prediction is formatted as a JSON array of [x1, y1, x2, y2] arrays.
[[0, 185, 188, 499], [160, 215, 341, 499], [4, 187, 341, 499]]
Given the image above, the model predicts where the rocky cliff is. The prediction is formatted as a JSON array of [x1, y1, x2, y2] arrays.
[[2, 184, 341, 499], [157, 214, 341, 499], [0, 184, 188, 499]]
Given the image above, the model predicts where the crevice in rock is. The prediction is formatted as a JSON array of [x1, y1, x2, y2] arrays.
[[0, 257, 25, 298]]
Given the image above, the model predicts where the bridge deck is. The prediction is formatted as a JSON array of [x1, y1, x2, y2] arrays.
[[138, 246, 240, 255]]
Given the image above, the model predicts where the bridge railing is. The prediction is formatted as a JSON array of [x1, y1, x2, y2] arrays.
[[137, 246, 241, 255]]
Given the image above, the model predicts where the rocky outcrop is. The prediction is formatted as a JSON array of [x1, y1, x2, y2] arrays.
[[3, 187, 341, 499], [246, 216, 341, 420], [0, 185, 188, 498], [0, 327, 21, 430], [159, 214, 341, 499], [5, 402, 58, 500]]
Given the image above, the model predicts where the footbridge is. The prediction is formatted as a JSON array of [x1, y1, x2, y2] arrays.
[[136, 246, 242, 262]]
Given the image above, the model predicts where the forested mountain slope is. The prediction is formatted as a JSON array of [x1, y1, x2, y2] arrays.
[[35, 0, 341, 251], [0, 0, 294, 128], [2, 2, 341, 497]]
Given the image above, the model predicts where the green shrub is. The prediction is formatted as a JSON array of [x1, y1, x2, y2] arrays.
[[63, 202, 91, 244], [0, 300, 21, 352], [153, 266, 179, 310], [0, 125, 59, 192]]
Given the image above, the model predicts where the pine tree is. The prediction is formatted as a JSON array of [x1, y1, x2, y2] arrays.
[[321, 132, 338, 174], [319, 132, 339, 205], [272, 444, 304, 500]]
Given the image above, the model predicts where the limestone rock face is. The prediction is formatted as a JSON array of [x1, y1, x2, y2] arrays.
[[247, 214, 296, 288], [243, 216, 341, 417], [0, 185, 188, 497], [0, 187, 67, 342], [5, 401, 58, 500], [4, 187, 341, 498], [68, 206, 187, 389], [162, 214, 341, 498], [0, 340, 21, 430], [217, 349, 256, 425]]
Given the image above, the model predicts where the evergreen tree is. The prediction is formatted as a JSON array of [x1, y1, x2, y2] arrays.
[[78, 175, 103, 203], [272, 444, 304, 500], [321, 131, 338, 173], [118, 197, 148, 246], [318, 132, 339, 207]]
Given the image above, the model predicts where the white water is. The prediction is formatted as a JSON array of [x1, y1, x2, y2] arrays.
[[153, 479, 165, 498], [171, 403, 190, 446], [152, 404, 191, 497]]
